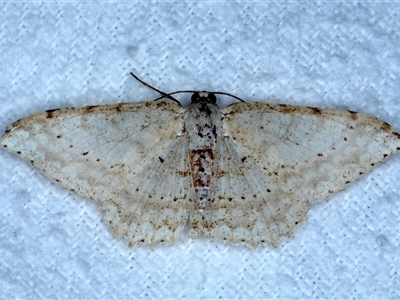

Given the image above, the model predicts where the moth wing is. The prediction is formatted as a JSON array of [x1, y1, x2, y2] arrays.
[[201, 102, 400, 247], [1, 101, 194, 247]]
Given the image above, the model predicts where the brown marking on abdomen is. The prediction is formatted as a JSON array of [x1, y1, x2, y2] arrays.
[[189, 148, 215, 211], [190, 149, 214, 188]]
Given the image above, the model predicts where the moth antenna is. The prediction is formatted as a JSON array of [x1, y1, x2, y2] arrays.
[[213, 91, 245, 103], [129, 72, 181, 104], [130, 72, 245, 104]]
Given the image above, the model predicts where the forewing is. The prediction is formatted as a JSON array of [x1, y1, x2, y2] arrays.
[[211, 102, 400, 247], [1, 101, 193, 246]]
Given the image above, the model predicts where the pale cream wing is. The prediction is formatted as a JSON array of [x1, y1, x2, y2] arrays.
[[206, 102, 400, 247], [198, 135, 301, 248], [0, 101, 194, 247]]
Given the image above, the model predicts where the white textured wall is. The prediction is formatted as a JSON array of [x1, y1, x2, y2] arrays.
[[0, 2, 399, 298]]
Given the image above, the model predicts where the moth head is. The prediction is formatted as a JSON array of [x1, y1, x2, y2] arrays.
[[191, 91, 217, 104]]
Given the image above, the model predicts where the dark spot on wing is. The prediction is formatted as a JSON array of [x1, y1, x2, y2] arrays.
[[217, 170, 228, 177], [241, 157, 247, 162], [115, 103, 123, 112], [84, 106, 96, 113], [344, 137, 347, 141], [159, 157, 164, 163], [349, 111, 358, 120], [317, 153, 323, 157], [83, 151, 89, 156], [17, 151, 21, 154], [45, 109, 59, 119], [381, 121, 392, 132], [310, 107, 322, 115], [57, 135, 62, 139], [178, 170, 189, 177]]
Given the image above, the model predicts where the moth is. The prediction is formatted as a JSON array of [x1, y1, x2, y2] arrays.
[[1, 73, 400, 248]]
